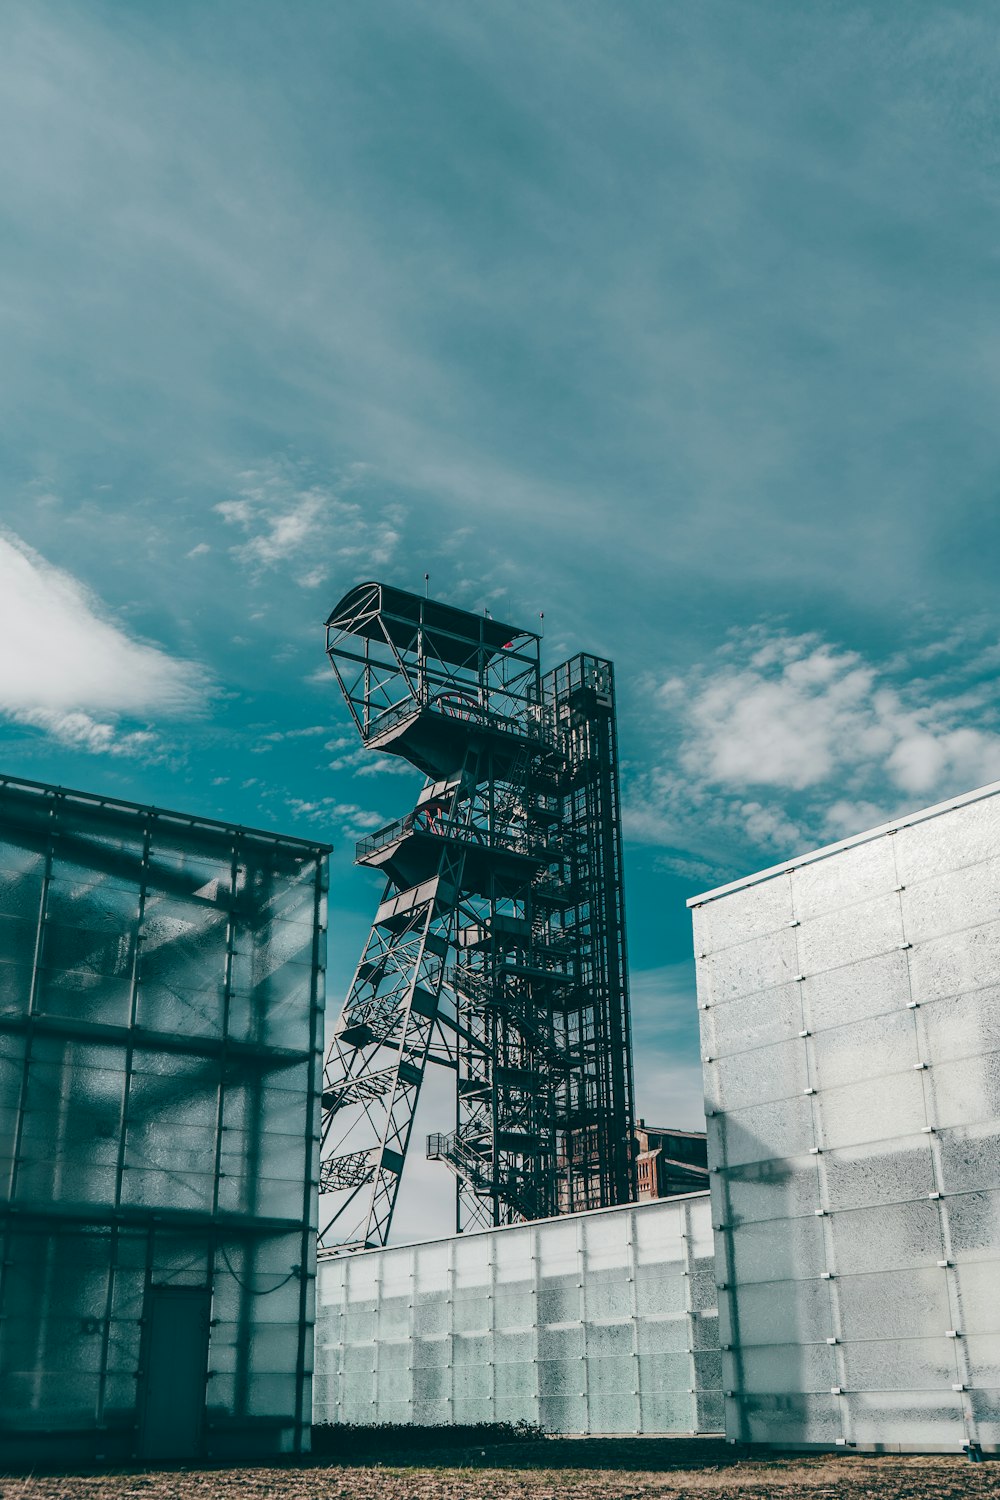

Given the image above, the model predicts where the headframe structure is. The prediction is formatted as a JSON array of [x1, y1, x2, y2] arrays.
[[318, 581, 634, 1249]]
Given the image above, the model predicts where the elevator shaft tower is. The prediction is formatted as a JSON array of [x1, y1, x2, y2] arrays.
[[318, 581, 633, 1249]]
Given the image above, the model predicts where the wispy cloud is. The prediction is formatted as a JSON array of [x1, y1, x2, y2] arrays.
[[0, 530, 207, 754], [287, 796, 386, 840], [213, 462, 403, 589]]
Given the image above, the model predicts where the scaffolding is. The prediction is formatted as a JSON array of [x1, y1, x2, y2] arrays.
[[318, 582, 634, 1249]]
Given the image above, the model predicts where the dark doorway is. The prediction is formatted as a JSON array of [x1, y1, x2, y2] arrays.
[[137, 1285, 211, 1461]]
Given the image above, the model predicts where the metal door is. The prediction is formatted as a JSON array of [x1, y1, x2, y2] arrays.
[[137, 1285, 211, 1461]]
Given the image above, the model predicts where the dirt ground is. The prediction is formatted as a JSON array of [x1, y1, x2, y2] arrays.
[[2, 1439, 999, 1500]]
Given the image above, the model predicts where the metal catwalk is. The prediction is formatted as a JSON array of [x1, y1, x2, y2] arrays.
[[318, 581, 634, 1249]]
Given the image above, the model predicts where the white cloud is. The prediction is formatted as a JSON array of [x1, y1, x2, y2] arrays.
[[15, 709, 156, 758], [261, 725, 328, 743], [628, 626, 1000, 871], [676, 631, 1000, 803], [214, 462, 404, 578], [0, 531, 207, 753], [287, 795, 386, 839]]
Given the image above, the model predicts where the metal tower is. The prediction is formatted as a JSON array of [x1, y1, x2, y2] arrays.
[[318, 581, 634, 1249]]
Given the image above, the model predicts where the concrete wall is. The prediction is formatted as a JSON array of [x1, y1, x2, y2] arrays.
[[315, 1194, 721, 1435], [692, 782, 1000, 1451]]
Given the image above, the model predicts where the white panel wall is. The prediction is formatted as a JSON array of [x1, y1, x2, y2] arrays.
[[694, 786, 1000, 1451], [314, 1194, 721, 1435]]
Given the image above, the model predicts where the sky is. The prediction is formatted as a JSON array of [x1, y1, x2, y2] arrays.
[[2, 0, 1000, 1240]]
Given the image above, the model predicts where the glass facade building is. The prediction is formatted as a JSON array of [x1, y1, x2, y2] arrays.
[[692, 781, 1000, 1451], [314, 1193, 721, 1435], [0, 775, 328, 1465]]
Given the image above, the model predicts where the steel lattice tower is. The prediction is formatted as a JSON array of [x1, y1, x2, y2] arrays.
[[318, 581, 634, 1249]]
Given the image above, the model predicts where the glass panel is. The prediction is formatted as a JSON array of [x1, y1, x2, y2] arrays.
[[696, 1392, 724, 1432], [636, 1351, 690, 1393], [135, 977, 224, 1040], [585, 1322, 633, 1358], [583, 1211, 629, 1271], [816, 1070, 927, 1148], [453, 1232, 491, 1289], [45, 878, 139, 932], [0, 915, 40, 973], [829, 1200, 944, 1275], [954, 1259, 1000, 1334], [693, 1349, 721, 1390], [791, 839, 896, 922], [713, 1039, 807, 1112], [639, 1390, 695, 1433], [919, 990, 1000, 1068], [38, 919, 134, 981], [376, 1295, 410, 1339], [412, 1298, 447, 1337], [811, 1010, 917, 1090], [636, 1317, 689, 1355], [411, 1337, 449, 1368], [705, 927, 799, 1006], [493, 1225, 533, 1282], [538, 1394, 586, 1433], [908, 920, 1000, 1006], [963, 1333, 1000, 1387], [412, 1366, 449, 1401], [583, 1274, 628, 1321], [705, 983, 802, 1058], [686, 1198, 717, 1258], [928, 1054, 1000, 1130], [836, 1267, 951, 1342], [823, 1138, 936, 1212], [694, 873, 793, 952], [894, 796, 1000, 884], [538, 1324, 584, 1360], [798, 892, 902, 974], [844, 1389, 966, 1447], [494, 1330, 533, 1363], [742, 1392, 843, 1444], [968, 1389, 1000, 1448], [840, 1337, 958, 1391], [730, 1215, 826, 1284], [495, 1360, 537, 1398], [633, 1200, 686, 1266], [494, 1289, 535, 1329], [804, 950, 911, 1033], [729, 1279, 834, 1347], [535, 1218, 579, 1276], [725, 1156, 821, 1223], [901, 858, 1000, 946], [452, 1294, 490, 1333], [587, 1392, 640, 1434], [719, 1094, 815, 1167], [452, 1332, 489, 1365], [690, 1261, 717, 1314], [738, 1340, 837, 1394]]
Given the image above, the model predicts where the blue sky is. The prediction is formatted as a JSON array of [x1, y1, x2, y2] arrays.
[[3, 2, 1000, 1238]]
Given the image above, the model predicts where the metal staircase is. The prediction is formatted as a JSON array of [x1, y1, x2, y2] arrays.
[[318, 581, 634, 1249]]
